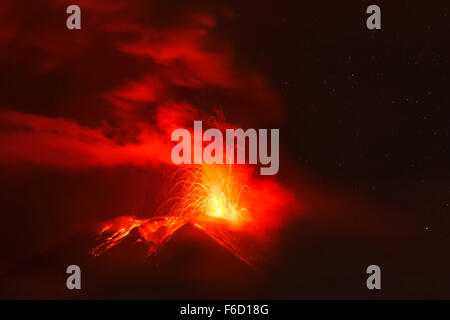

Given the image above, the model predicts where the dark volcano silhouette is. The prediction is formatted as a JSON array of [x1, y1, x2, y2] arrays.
[[2, 200, 450, 299], [1, 223, 262, 299]]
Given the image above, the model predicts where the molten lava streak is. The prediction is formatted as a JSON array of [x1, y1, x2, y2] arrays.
[[91, 164, 267, 270]]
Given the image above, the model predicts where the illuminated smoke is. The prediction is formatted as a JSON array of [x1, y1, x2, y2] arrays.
[[0, 0, 298, 270]]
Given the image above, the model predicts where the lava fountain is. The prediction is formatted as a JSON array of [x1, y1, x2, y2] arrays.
[[90, 163, 268, 270]]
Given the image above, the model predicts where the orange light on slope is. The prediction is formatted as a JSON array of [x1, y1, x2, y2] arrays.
[[91, 164, 254, 262], [91, 162, 297, 270]]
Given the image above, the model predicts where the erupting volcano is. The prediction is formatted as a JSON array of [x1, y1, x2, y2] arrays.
[[90, 162, 289, 271], [0, 0, 298, 289]]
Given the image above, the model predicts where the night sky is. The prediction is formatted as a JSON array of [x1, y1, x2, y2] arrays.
[[0, 0, 449, 299], [229, 0, 449, 224]]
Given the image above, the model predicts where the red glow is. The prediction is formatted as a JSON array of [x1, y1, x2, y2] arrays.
[[92, 163, 297, 270], [0, 0, 298, 271]]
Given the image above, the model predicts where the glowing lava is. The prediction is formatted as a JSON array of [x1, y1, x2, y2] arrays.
[[91, 164, 259, 268], [167, 164, 252, 225]]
